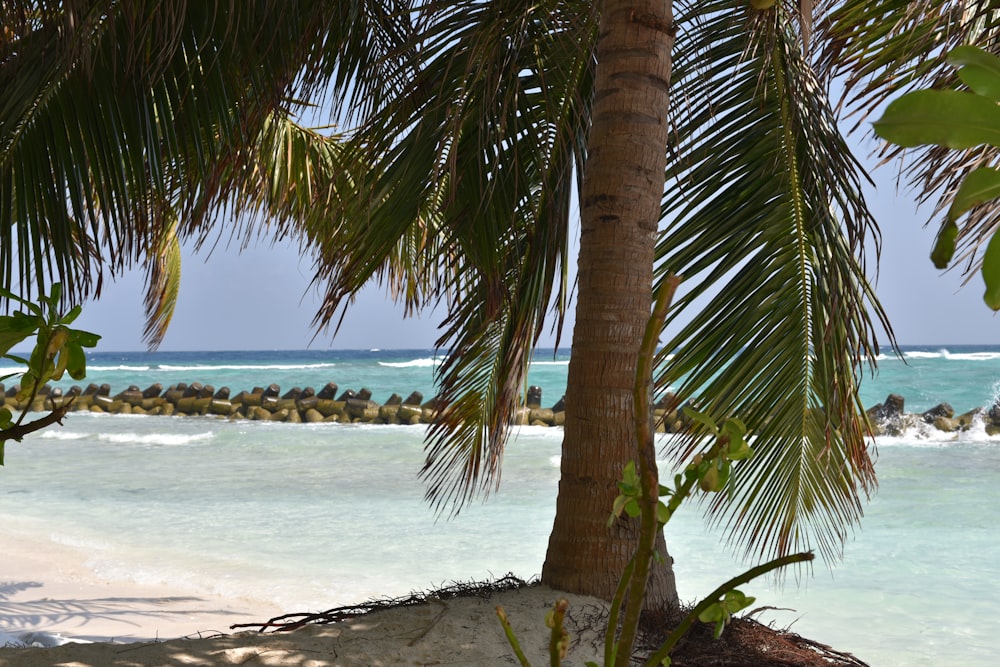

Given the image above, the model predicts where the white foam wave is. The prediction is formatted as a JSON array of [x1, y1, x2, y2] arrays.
[[874, 413, 1000, 446], [86, 364, 152, 372], [35, 430, 89, 441], [97, 431, 215, 447], [902, 351, 942, 359], [379, 358, 440, 368], [532, 360, 569, 366], [900, 349, 1000, 361], [943, 351, 1000, 361], [154, 362, 337, 372]]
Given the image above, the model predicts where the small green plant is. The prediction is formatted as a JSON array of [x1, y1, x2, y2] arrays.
[[0, 284, 100, 463], [496, 276, 812, 666]]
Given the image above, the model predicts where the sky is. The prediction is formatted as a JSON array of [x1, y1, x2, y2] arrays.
[[68, 135, 1000, 353]]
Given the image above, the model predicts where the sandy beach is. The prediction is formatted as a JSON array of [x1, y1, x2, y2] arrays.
[[0, 529, 609, 666], [1, 537, 607, 666], [1, 528, 285, 646], [0, 586, 610, 666]]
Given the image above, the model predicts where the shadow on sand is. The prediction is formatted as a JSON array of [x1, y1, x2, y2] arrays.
[[0, 580, 247, 644]]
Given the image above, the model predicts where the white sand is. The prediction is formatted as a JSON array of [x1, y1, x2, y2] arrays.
[[1, 530, 611, 666], [0, 586, 610, 666], [1, 528, 284, 645]]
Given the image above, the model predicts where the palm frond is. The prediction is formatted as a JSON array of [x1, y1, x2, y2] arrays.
[[300, 0, 594, 511], [818, 1, 1000, 281], [142, 211, 180, 349], [655, 2, 889, 564], [0, 1, 348, 307]]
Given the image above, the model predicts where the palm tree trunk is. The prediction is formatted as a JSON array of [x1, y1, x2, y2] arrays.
[[541, 0, 678, 608]]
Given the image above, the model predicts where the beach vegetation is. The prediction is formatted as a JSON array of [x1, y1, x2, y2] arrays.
[[874, 44, 1000, 310], [5, 0, 1000, 616], [0, 284, 99, 463]]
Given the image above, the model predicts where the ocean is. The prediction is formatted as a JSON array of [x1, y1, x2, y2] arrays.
[[1, 346, 999, 665]]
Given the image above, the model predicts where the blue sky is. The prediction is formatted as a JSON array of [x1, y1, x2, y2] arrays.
[[70, 134, 1000, 352]]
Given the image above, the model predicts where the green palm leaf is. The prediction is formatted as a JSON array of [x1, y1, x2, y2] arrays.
[[655, 3, 889, 564], [142, 210, 181, 349], [0, 2, 349, 308], [299, 0, 594, 510], [821, 1, 1000, 279]]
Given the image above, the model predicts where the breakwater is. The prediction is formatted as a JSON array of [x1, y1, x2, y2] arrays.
[[3, 382, 999, 436], [0, 381, 572, 427]]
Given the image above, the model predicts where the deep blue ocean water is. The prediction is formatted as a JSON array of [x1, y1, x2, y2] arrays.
[[1, 346, 999, 665]]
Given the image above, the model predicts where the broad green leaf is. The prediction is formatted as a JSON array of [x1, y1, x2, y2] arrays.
[[59, 304, 82, 326], [981, 230, 1000, 310], [698, 603, 726, 624], [656, 501, 672, 525], [610, 494, 629, 524], [0, 331, 34, 358], [872, 90, 1000, 149], [931, 221, 959, 269], [70, 329, 101, 347], [721, 416, 747, 437], [698, 463, 721, 492], [0, 314, 41, 357], [65, 344, 89, 381], [727, 437, 753, 461], [623, 498, 640, 518], [45, 283, 63, 310], [623, 460, 638, 482], [715, 460, 732, 491], [682, 405, 718, 434], [0, 287, 40, 314], [616, 481, 638, 495], [722, 590, 755, 612], [948, 167, 1000, 223], [949, 46, 1000, 103]]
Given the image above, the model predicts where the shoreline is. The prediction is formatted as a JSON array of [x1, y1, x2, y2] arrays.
[[1, 527, 282, 646]]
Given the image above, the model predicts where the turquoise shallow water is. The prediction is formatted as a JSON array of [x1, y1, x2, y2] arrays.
[[11, 344, 1000, 415], [1, 346, 999, 664]]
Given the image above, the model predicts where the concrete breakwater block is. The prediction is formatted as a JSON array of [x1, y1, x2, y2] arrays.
[[4, 382, 997, 436]]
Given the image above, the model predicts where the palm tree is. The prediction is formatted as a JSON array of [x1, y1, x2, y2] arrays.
[[5, 0, 1000, 608], [539, 0, 680, 603], [312, 0, 887, 606], [301, 0, 1000, 605]]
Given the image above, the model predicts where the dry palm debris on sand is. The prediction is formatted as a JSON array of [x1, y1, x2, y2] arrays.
[[235, 575, 870, 667], [638, 605, 870, 667]]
